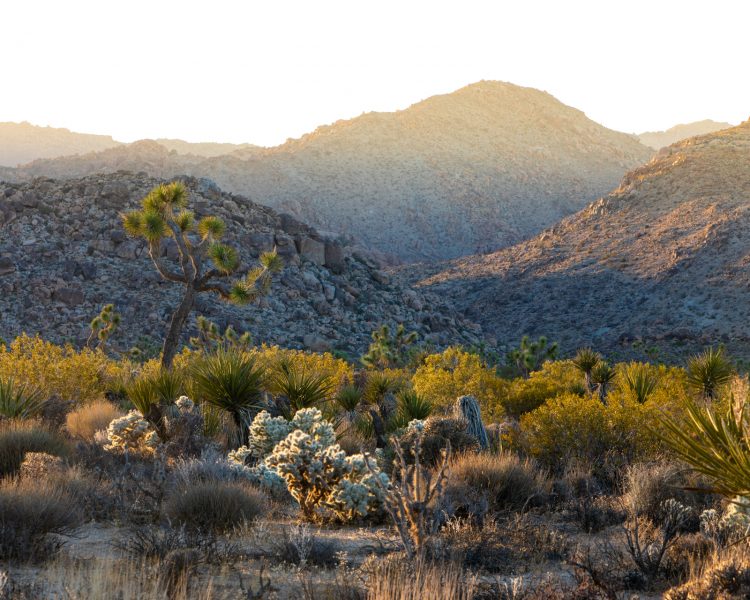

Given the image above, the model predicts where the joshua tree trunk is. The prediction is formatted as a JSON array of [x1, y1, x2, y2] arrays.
[[455, 395, 489, 450], [161, 285, 196, 369]]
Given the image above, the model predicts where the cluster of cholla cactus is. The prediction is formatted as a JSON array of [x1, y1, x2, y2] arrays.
[[228, 408, 388, 522], [700, 497, 750, 547], [105, 395, 206, 458], [105, 410, 160, 456]]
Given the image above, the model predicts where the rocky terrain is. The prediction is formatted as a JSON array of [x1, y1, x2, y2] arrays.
[[0, 172, 481, 355], [636, 119, 732, 150], [0, 122, 120, 167], [1, 82, 652, 262], [412, 120, 750, 360]]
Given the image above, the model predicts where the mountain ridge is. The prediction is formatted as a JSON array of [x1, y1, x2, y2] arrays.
[[1, 81, 653, 262], [411, 119, 750, 359]]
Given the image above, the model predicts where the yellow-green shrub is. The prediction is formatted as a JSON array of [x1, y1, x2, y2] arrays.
[[412, 347, 508, 418], [503, 360, 583, 417], [0, 334, 132, 404], [516, 392, 666, 479], [247, 345, 353, 387]]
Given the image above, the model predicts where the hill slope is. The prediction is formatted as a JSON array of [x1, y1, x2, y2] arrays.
[[2, 82, 652, 262], [637, 120, 732, 150], [414, 120, 750, 359], [0, 122, 121, 167], [0, 173, 480, 355]]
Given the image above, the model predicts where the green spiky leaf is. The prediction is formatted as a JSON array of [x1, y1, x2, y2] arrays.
[[209, 243, 240, 273], [175, 210, 195, 232], [198, 216, 226, 240], [122, 210, 144, 237], [141, 211, 168, 242], [259, 250, 283, 273]]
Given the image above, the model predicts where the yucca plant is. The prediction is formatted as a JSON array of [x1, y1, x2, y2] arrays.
[[396, 390, 433, 424], [125, 369, 185, 439], [333, 384, 363, 429], [591, 361, 616, 404], [190, 350, 265, 447], [686, 347, 734, 401], [572, 347, 601, 394], [0, 379, 46, 419], [659, 383, 750, 497], [269, 362, 335, 419], [621, 364, 658, 404], [363, 372, 401, 406]]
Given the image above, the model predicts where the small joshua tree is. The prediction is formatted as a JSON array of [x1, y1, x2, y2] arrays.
[[122, 181, 282, 369], [686, 346, 734, 402], [505, 335, 558, 378], [188, 315, 253, 354], [87, 304, 121, 351], [361, 324, 419, 369]]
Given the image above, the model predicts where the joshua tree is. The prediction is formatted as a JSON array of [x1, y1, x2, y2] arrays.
[[361, 324, 419, 369], [506, 335, 558, 378], [122, 181, 282, 368], [572, 347, 601, 394], [87, 304, 121, 351], [686, 347, 734, 402]]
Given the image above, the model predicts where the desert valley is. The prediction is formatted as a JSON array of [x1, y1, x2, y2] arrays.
[[2, 3, 750, 598]]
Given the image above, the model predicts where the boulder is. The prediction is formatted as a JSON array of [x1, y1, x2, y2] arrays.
[[324, 242, 346, 274], [0, 257, 15, 276], [297, 236, 326, 265], [53, 286, 84, 306]]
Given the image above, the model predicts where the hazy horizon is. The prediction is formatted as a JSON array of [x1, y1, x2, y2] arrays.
[[3, 0, 749, 146]]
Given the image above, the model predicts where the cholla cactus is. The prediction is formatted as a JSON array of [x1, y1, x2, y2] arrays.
[[231, 407, 387, 521], [701, 496, 750, 546], [105, 410, 160, 455], [175, 395, 195, 412]]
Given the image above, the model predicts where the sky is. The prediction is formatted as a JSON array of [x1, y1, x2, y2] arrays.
[[2, 0, 749, 146]]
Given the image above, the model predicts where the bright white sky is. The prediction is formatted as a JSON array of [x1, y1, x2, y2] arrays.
[[2, 0, 748, 146]]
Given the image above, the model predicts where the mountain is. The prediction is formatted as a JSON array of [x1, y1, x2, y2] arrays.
[[637, 120, 732, 150], [1, 82, 653, 262], [0, 173, 480, 355], [412, 120, 750, 360], [154, 139, 262, 157], [0, 122, 121, 167]]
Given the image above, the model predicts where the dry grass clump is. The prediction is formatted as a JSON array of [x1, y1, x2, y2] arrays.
[[664, 546, 750, 599], [164, 481, 267, 532], [366, 557, 475, 600], [445, 451, 548, 517], [0, 419, 68, 476], [65, 399, 123, 440], [0, 477, 83, 561]]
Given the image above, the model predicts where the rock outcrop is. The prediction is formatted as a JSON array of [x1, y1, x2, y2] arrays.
[[636, 120, 733, 150], [0, 173, 480, 354]]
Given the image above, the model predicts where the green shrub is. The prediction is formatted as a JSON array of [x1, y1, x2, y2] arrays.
[[412, 347, 507, 418], [0, 477, 83, 561], [502, 360, 583, 418], [0, 420, 69, 477], [517, 393, 663, 481], [164, 481, 267, 532]]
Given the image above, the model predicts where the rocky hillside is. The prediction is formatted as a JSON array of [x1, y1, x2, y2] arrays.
[[637, 120, 732, 150], [2, 82, 652, 262], [413, 120, 750, 360], [0, 173, 481, 355], [0, 122, 120, 167]]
